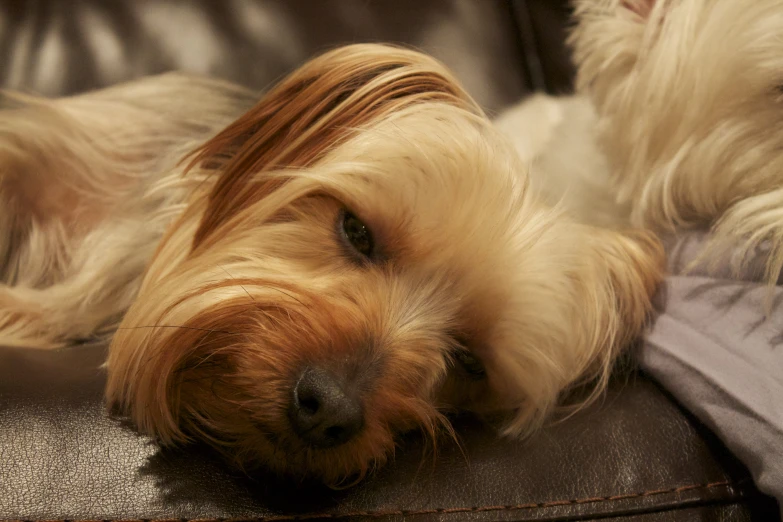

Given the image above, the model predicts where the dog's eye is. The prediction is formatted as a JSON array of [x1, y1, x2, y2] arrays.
[[454, 349, 486, 380], [340, 210, 374, 258]]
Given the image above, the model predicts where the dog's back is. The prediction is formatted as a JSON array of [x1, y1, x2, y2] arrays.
[[0, 74, 255, 346]]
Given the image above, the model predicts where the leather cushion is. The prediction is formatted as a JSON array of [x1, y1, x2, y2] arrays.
[[1, 342, 777, 521], [0, 0, 530, 114]]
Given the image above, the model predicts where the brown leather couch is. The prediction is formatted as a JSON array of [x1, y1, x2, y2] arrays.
[[0, 1, 779, 520]]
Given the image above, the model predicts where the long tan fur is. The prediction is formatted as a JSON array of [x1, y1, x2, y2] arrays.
[[0, 44, 663, 484]]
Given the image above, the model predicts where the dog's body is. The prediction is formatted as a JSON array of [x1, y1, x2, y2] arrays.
[[500, 0, 783, 286], [495, 94, 628, 229], [0, 44, 663, 483], [0, 75, 256, 344]]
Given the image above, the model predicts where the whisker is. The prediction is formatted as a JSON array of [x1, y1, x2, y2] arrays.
[[130, 324, 238, 386], [270, 286, 309, 309], [215, 265, 299, 330], [217, 264, 257, 303], [215, 264, 310, 309], [439, 412, 469, 472]]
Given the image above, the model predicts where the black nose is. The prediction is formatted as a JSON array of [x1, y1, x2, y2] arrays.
[[290, 367, 364, 448]]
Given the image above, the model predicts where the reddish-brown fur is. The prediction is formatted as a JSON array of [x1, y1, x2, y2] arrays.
[[187, 46, 478, 249]]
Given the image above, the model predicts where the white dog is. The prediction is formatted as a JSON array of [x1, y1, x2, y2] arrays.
[[499, 0, 783, 286]]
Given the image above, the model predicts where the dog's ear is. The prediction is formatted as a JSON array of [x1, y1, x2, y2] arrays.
[[572, 227, 664, 392], [557, 227, 664, 427], [186, 44, 480, 250], [570, 0, 669, 95], [574, 0, 662, 22], [594, 228, 664, 338], [620, 0, 657, 19], [493, 224, 664, 438], [106, 292, 268, 453]]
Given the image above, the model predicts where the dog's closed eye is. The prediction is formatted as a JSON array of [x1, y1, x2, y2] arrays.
[[453, 348, 486, 380], [338, 209, 374, 260]]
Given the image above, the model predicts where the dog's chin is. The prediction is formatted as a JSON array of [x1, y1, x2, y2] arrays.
[[237, 397, 438, 487], [182, 393, 408, 488]]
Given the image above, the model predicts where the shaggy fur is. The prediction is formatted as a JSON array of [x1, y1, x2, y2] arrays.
[[502, 0, 783, 287], [0, 44, 663, 484]]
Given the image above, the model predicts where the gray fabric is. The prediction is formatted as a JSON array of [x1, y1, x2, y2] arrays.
[[638, 231, 783, 514]]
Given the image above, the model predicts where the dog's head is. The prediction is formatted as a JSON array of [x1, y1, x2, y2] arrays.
[[106, 44, 663, 485], [571, 0, 783, 241]]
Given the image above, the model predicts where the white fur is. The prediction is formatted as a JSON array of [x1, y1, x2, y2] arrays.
[[499, 0, 783, 286]]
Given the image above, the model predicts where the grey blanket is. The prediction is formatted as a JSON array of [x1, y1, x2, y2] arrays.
[[638, 232, 783, 513]]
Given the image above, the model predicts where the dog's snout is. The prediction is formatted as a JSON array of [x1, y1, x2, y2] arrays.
[[290, 367, 364, 448]]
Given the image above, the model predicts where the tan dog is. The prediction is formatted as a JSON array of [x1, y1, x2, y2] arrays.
[[501, 0, 783, 286], [0, 44, 662, 485]]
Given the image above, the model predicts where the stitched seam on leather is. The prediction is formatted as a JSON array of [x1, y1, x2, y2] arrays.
[[5, 479, 749, 521]]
